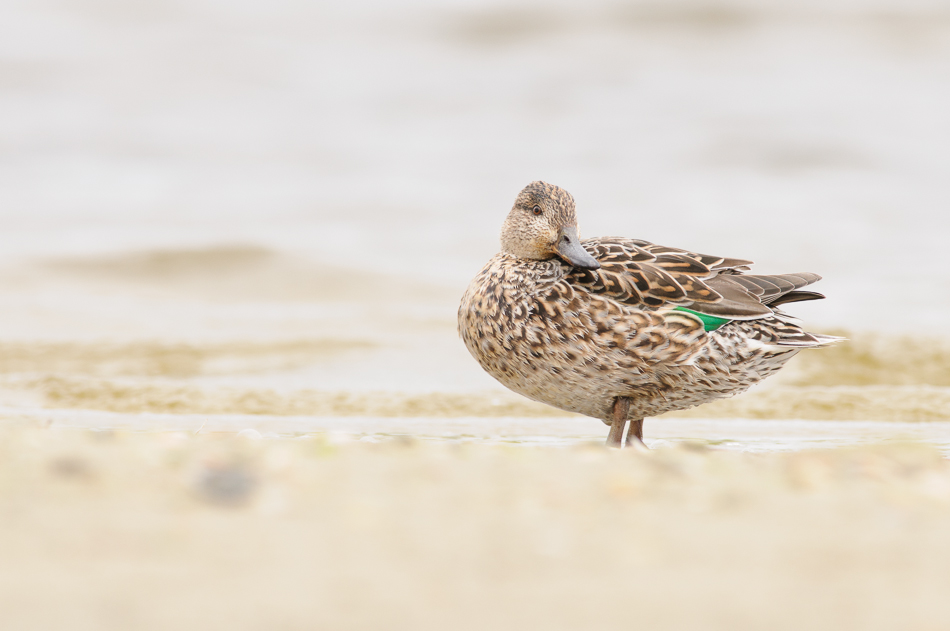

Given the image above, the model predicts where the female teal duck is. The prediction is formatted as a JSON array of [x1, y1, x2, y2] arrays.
[[458, 181, 840, 448]]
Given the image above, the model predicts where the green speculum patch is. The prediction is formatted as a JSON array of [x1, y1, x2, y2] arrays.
[[672, 306, 731, 332]]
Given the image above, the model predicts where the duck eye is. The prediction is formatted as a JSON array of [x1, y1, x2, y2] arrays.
[[532, 205, 542, 216]]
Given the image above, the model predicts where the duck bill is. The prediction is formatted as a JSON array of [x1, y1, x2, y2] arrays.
[[554, 226, 600, 270]]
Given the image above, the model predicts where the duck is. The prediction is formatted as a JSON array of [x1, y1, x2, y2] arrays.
[[458, 181, 841, 448]]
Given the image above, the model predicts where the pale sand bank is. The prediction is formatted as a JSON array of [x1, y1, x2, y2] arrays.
[[2, 428, 950, 630]]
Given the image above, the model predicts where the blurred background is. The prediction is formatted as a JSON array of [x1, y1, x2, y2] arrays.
[[1, 0, 949, 406]]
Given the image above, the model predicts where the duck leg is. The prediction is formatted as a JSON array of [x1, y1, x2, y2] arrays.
[[606, 397, 630, 448], [625, 419, 645, 447]]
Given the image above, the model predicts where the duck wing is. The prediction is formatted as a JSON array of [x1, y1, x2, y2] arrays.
[[570, 237, 824, 321]]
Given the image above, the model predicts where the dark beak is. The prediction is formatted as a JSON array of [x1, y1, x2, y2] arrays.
[[554, 226, 600, 270]]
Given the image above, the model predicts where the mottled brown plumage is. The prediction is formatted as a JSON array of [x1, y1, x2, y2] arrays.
[[458, 181, 841, 447]]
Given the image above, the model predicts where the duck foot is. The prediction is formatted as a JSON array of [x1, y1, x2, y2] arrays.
[[606, 397, 630, 449]]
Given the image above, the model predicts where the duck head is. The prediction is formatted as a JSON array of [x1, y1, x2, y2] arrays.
[[500, 181, 601, 270]]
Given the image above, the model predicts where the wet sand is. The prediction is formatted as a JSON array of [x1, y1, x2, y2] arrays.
[[3, 428, 950, 631]]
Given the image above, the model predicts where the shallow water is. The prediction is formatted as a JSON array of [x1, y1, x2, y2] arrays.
[[1, 1, 949, 427], [2, 0, 950, 333], [11, 407, 950, 454]]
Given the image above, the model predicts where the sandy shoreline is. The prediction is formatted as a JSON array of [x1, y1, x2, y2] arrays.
[[2, 428, 950, 630]]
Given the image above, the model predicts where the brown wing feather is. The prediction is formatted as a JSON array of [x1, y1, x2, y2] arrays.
[[628, 239, 753, 272], [768, 290, 825, 306], [570, 237, 823, 321]]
